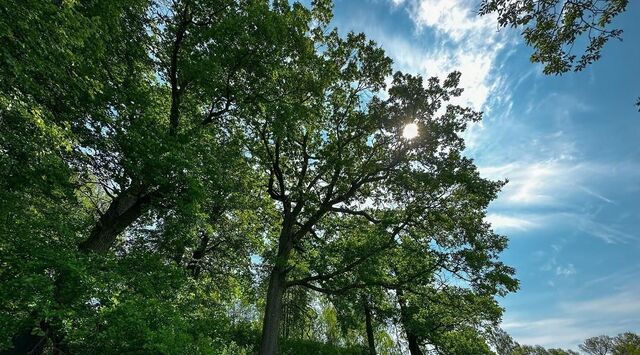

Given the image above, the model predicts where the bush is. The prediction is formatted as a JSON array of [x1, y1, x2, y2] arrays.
[[279, 339, 366, 355]]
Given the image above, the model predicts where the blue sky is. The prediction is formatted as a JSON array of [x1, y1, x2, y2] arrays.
[[324, 0, 640, 350]]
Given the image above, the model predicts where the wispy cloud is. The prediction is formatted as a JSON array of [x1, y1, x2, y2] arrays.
[[480, 160, 640, 207], [502, 317, 593, 348], [539, 244, 576, 277], [374, 0, 513, 111], [579, 265, 640, 290], [408, 0, 497, 41], [480, 160, 579, 207], [567, 287, 640, 315], [575, 216, 637, 244], [555, 264, 577, 277], [488, 211, 637, 244], [504, 284, 640, 349], [479, 158, 639, 244], [485, 213, 538, 232], [579, 186, 615, 204]]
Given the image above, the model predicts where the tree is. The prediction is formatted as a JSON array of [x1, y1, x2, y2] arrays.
[[612, 332, 640, 355], [576, 332, 640, 355], [278, 107, 517, 352], [434, 327, 495, 355], [580, 335, 614, 355], [479, 0, 629, 75], [243, 4, 517, 349], [490, 330, 640, 355], [394, 287, 505, 355], [1, 0, 153, 350], [488, 328, 584, 355], [1, 0, 312, 352], [362, 295, 377, 354], [513, 345, 579, 355], [247, 23, 395, 352], [327, 217, 513, 355]]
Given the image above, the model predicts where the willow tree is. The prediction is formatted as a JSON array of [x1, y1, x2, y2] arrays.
[[246, 3, 516, 349]]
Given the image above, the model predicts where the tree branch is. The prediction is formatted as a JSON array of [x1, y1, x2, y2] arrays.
[[328, 206, 380, 224], [168, 2, 191, 136]]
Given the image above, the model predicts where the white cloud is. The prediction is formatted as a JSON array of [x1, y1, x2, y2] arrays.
[[472, 99, 639, 242], [567, 288, 640, 315], [579, 186, 615, 204], [508, 162, 565, 204], [409, 0, 497, 42], [478, 158, 639, 244], [479, 160, 640, 208], [486, 210, 638, 244], [502, 317, 593, 349], [485, 213, 538, 232], [480, 159, 577, 206], [580, 265, 640, 290], [375, 0, 513, 111], [504, 285, 640, 349], [555, 263, 576, 277], [576, 217, 637, 244]]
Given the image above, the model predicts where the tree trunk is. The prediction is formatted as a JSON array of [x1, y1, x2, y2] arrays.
[[363, 296, 377, 355], [406, 331, 423, 355], [397, 289, 423, 355], [259, 229, 293, 355], [259, 265, 287, 355], [78, 184, 154, 253]]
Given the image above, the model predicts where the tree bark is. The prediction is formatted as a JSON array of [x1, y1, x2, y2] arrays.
[[397, 289, 423, 355], [259, 265, 287, 355], [259, 229, 293, 355], [363, 296, 377, 355], [78, 184, 154, 253]]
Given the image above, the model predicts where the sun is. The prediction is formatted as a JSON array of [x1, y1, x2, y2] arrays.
[[402, 123, 419, 139]]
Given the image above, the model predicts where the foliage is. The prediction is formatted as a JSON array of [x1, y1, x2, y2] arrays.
[[490, 328, 640, 355], [513, 346, 579, 355], [580, 335, 615, 355], [279, 338, 366, 355], [579, 332, 640, 355], [479, 0, 629, 74], [434, 327, 495, 355]]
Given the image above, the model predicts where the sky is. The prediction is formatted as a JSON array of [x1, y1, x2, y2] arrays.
[[322, 0, 640, 350]]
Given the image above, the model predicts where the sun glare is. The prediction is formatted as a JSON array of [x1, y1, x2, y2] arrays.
[[402, 123, 419, 139]]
